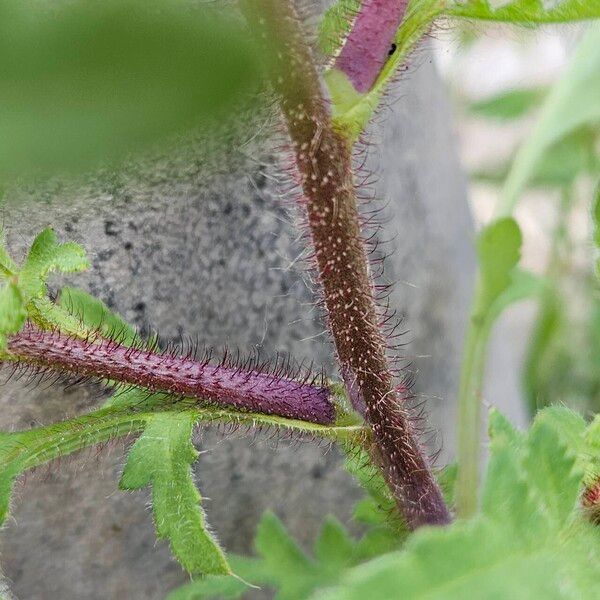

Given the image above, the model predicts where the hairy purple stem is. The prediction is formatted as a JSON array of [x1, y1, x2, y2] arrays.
[[6, 324, 335, 425], [245, 0, 450, 528], [335, 0, 409, 93]]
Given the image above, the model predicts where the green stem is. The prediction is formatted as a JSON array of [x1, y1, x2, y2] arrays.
[[456, 281, 493, 518], [0, 393, 369, 523]]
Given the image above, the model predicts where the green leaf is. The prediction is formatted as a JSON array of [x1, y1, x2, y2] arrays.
[[0, 230, 17, 278], [488, 268, 545, 323], [165, 569, 249, 600], [438, 462, 458, 506], [488, 407, 522, 446], [0, 0, 261, 177], [19, 228, 89, 303], [0, 394, 364, 527], [470, 87, 546, 120], [445, 0, 600, 24], [0, 282, 26, 350], [313, 517, 354, 570], [119, 412, 229, 575], [166, 501, 402, 599], [315, 518, 600, 600], [253, 511, 317, 599], [318, 0, 360, 56], [0, 406, 150, 525], [499, 24, 600, 215], [534, 406, 587, 458], [475, 217, 522, 315], [523, 423, 581, 526], [352, 527, 401, 562], [482, 433, 544, 538], [316, 407, 600, 600], [58, 286, 137, 346], [344, 447, 395, 515]]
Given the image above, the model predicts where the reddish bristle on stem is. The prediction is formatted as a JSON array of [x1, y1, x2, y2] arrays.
[[335, 0, 409, 93], [244, 1, 450, 528], [7, 324, 335, 425]]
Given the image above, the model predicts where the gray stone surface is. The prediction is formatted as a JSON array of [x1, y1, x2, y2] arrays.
[[0, 46, 518, 599]]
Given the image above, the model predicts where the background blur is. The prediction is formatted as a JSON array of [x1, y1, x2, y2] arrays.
[[0, 5, 598, 598], [434, 22, 600, 419]]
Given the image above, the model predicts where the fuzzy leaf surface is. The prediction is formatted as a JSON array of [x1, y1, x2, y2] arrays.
[[119, 412, 229, 575], [19, 228, 89, 303]]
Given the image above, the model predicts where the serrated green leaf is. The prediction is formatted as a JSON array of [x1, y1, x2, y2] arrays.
[[499, 24, 600, 215], [476, 217, 522, 315], [0, 282, 26, 350], [253, 511, 317, 599], [482, 436, 545, 538], [119, 412, 229, 575], [315, 517, 599, 600], [19, 228, 89, 303], [316, 408, 600, 600], [488, 407, 522, 446], [534, 406, 587, 457], [445, 0, 600, 24], [470, 87, 546, 120], [0, 0, 261, 177], [313, 517, 354, 570]]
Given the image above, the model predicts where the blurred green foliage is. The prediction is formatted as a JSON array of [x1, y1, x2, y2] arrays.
[[465, 27, 600, 416], [499, 24, 600, 214], [168, 407, 600, 598], [0, 0, 262, 177], [470, 87, 546, 121], [446, 0, 600, 23]]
